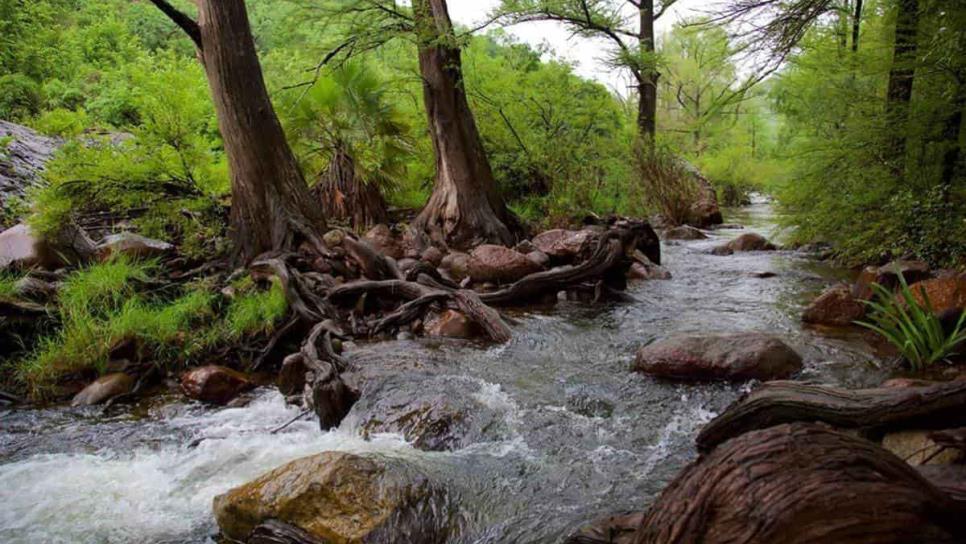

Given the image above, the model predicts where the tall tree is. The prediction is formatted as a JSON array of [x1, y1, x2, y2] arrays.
[[147, 0, 326, 263], [498, 0, 678, 142], [411, 0, 521, 247], [885, 0, 920, 176]]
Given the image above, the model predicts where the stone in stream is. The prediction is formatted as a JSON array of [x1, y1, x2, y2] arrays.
[[661, 225, 707, 241], [909, 272, 966, 315], [70, 373, 135, 406], [95, 232, 173, 261], [633, 332, 802, 382], [852, 260, 932, 300], [348, 374, 510, 451], [531, 228, 596, 262], [213, 451, 459, 544], [631, 423, 966, 543], [180, 365, 255, 405], [466, 244, 542, 284], [710, 233, 776, 256], [424, 309, 480, 339], [802, 283, 867, 326]]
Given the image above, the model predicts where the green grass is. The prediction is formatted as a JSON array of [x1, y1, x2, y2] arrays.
[[15, 258, 288, 398], [0, 273, 19, 300], [857, 274, 966, 372]]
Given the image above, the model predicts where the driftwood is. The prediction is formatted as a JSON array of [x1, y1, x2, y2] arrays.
[[635, 423, 966, 544], [696, 380, 966, 452], [918, 465, 966, 504], [283, 322, 357, 430], [343, 235, 399, 281]]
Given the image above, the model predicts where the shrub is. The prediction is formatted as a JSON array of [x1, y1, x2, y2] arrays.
[[32, 108, 91, 137], [857, 274, 966, 372], [0, 73, 42, 120], [632, 142, 699, 225]]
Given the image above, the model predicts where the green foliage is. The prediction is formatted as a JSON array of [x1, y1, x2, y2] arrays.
[[221, 278, 289, 340], [0, 273, 19, 300], [858, 275, 966, 372], [0, 73, 42, 120], [32, 108, 91, 137], [631, 142, 699, 225]]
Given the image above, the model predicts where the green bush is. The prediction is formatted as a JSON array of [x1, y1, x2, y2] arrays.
[[632, 142, 699, 225], [0, 73, 42, 120], [858, 275, 966, 372], [32, 107, 91, 137]]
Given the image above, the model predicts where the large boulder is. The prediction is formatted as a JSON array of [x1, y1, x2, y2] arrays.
[[180, 365, 255, 405], [349, 374, 510, 452], [0, 222, 95, 270], [633, 332, 802, 382], [633, 423, 966, 543], [95, 232, 173, 261], [213, 451, 458, 543], [662, 225, 707, 241], [711, 233, 776, 256], [70, 373, 135, 406], [467, 244, 541, 284], [0, 121, 60, 216], [853, 260, 932, 300], [909, 273, 966, 315], [682, 163, 723, 228], [802, 283, 867, 326], [531, 229, 596, 262]]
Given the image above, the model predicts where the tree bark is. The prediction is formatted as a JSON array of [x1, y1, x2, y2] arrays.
[[885, 0, 919, 176], [637, 1, 658, 141], [635, 423, 966, 544], [695, 380, 966, 452], [150, 1, 327, 264], [851, 0, 864, 53], [314, 144, 389, 229], [411, 0, 522, 249]]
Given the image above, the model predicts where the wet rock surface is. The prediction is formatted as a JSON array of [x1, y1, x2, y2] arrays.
[[213, 451, 459, 544], [634, 332, 802, 382], [661, 225, 706, 241], [531, 229, 596, 262], [70, 373, 135, 406], [802, 283, 867, 326], [711, 232, 776, 255], [180, 365, 255, 405], [467, 244, 542, 284]]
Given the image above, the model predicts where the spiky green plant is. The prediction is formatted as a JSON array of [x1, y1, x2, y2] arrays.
[[857, 274, 966, 372]]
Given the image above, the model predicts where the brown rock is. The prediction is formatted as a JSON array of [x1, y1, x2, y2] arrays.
[[212, 452, 457, 544], [277, 353, 307, 397], [467, 244, 541, 284], [853, 260, 933, 300], [180, 365, 255, 405], [70, 373, 135, 406], [525, 250, 550, 268], [95, 232, 173, 261], [420, 246, 444, 267], [363, 224, 404, 259], [424, 310, 479, 339], [662, 225, 707, 241], [882, 430, 964, 466], [633, 332, 802, 382], [322, 229, 345, 248], [628, 261, 671, 281], [909, 273, 966, 314], [711, 233, 775, 256], [531, 229, 595, 261], [0, 222, 94, 270], [802, 284, 867, 326], [439, 251, 470, 281]]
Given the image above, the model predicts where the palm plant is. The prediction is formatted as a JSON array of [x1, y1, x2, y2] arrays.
[[857, 274, 966, 372]]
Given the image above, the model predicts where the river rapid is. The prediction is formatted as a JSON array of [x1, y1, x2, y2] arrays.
[[0, 200, 890, 543]]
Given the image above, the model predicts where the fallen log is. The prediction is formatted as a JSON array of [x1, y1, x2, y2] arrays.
[[696, 380, 966, 452], [635, 423, 966, 544]]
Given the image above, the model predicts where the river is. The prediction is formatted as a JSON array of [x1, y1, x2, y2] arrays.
[[0, 200, 890, 543]]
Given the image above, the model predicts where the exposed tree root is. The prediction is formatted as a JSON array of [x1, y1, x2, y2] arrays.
[[696, 380, 966, 452]]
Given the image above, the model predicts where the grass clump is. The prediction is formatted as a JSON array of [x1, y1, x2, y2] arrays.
[[222, 277, 288, 340], [0, 273, 19, 300], [857, 275, 966, 372], [632, 142, 700, 226]]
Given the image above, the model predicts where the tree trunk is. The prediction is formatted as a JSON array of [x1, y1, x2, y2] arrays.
[[635, 423, 966, 544], [851, 0, 864, 53], [637, 1, 658, 141], [885, 0, 919, 176], [411, 0, 521, 249], [161, 0, 327, 264], [695, 380, 966, 453], [314, 144, 388, 229]]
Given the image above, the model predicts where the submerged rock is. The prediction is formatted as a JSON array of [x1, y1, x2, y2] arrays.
[[180, 365, 255, 405], [662, 225, 706, 241], [213, 451, 459, 544], [467, 244, 541, 284], [711, 233, 776, 256], [802, 284, 867, 326], [633, 332, 802, 382], [95, 232, 173, 261], [424, 309, 479, 339], [628, 261, 671, 281], [70, 373, 135, 406]]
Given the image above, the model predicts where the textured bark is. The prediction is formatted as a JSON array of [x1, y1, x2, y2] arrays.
[[637, 1, 658, 141], [885, 0, 919, 172], [152, 1, 326, 264], [411, 0, 521, 249], [314, 146, 388, 229], [696, 380, 966, 452], [634, 423, 966, 544]]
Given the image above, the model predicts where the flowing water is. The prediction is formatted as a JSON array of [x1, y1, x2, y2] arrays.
[[0, 200, 891, 544]]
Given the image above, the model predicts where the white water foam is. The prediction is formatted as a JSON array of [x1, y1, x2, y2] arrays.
[[0, 391, 412, 544]]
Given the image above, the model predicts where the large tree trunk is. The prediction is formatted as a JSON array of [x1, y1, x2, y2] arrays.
[[411, 0, 521, 249], [151, 0, 327, 264], [637, 1, 658, 141], [314, 144, 388, 229], [885, 0, 919, 176]]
